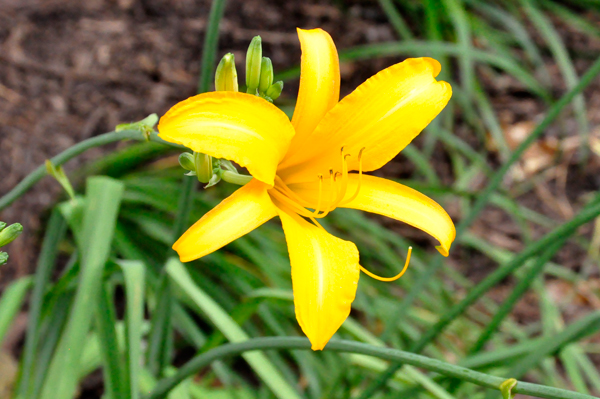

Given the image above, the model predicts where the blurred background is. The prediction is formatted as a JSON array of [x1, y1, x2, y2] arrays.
[[1, 0, 600, 398]]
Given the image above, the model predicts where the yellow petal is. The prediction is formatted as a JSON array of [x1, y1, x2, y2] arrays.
[[158, 92, 295, 186], [173, 179, 277, 262], [278, 58, 451, 184], [289, 174, 455, 256], [285, 28, 340, 159], [277, 208, 359, 350]]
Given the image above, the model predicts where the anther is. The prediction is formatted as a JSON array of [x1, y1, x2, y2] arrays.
[[360, 247, 412, 282]]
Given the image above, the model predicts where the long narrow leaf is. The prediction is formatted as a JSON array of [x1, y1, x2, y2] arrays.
[[120, 260, 146, 399], [39, 176, 124, 399]]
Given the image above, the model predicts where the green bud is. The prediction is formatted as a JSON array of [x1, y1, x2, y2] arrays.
[[0, 252, 7, 266], [0, 223, 23, 247], [0, 222, 6, 232], [215, 53, 238, 92], [265, 81, 284, 100], [194, 152, 213, 184], [45, 160, 76, 200], [245, 36, 262, 94], [178, 153, 196, 172], [258, 57, 273, 94]]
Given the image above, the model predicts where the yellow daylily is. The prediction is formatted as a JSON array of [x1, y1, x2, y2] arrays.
[[158, 28, 455, 350]]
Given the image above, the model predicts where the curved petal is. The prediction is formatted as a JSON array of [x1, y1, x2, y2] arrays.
[[158, 92, 295, 186], [278, 58, 451, 184], [289, 174, 455, 256], [173, 179, 277, 262], [285, 28, 340, 159], [277, 208, 359, 350]]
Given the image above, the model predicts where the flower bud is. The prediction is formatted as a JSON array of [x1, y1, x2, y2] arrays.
[[265, 81, 284, 100], [0, 223, 23, 247], [245, 36, 262, 94], [0, 252, 7, 266], [215, 53, 238, 92], [178, 153, 196, 172], [0, 222, 6, 232], [194, 152, 213, 184], [258, 57, 273, 94]]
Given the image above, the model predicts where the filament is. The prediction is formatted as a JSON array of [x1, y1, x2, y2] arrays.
[[313, 175, 324, 215], [269, 188, 316, 219], [274, 176, 311, 208], [359, 247, 412, 282], [339, 147, 365, 206]]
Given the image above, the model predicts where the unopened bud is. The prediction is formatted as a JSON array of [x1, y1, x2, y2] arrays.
[[259, 57, 273, 94], [215, 53, 238, 92], [245, 36, 262, 94], [45, 160, 76, 200], [194, 152, 213, 184], [178, 153, 196, 172], [265, 81, 283, 100], [0, 252, 7, 266], [0, 223, 23, 247]]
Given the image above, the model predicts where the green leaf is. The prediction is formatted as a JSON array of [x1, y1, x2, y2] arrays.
[[119, 260, 146, 399], [16, 209, 67, 397], [0, 277, 33, 345], [95, 282, 126, 399], [39, 176, 124, 399]]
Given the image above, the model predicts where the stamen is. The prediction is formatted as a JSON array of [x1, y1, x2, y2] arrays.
[[274, 176, 311, 207], [339, 147, 365, 206], [269, 189, 316, 219], [359, 247, 412, 282], [271, 193, 328, 233], [327, 149, 351, 211], [313, 175, 324, 215], [273, 175, 331, 218]]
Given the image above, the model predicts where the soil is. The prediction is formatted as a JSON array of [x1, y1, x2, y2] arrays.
[[1, 0, 600, 394]]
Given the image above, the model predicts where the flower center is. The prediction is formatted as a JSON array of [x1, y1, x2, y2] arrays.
[[269, 146, 365, 223]]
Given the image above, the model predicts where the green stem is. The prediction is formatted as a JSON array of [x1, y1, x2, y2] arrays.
[[197, 0, 228, 93], [221, 171, 253, 185], [0, 130, 181, 212], [146, 337, 596, 399], [377, 0, 413, 40]]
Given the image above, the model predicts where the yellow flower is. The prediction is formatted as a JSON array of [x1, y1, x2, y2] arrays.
[[158, 28, 455, 350]]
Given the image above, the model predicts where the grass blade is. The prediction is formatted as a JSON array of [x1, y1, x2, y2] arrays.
[[39, 176, 124, 399], [120, 260, 146, 399], [96, 282, 126, 399], [0, 277, 33, 345], [378, 0, 414, 40], [521, 0, 590, 158], [509, 312, 600, 378], [16, 208, 66, 397], [469, 236, 568, 353]]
